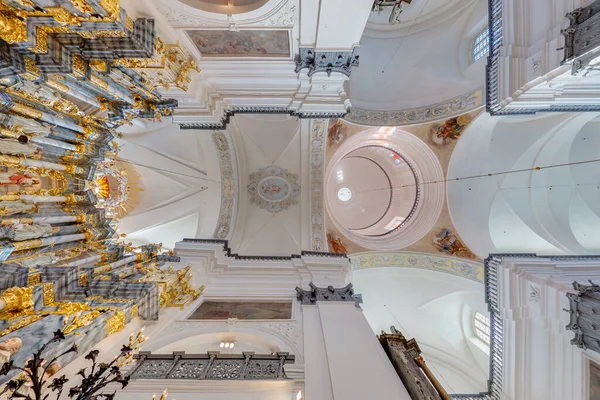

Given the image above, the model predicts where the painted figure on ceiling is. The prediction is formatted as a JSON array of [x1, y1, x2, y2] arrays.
[[433, 228, 476, 259], [327, 119, 347, 149], [430, 114, 473, 146], [327, 233, 348, 254]]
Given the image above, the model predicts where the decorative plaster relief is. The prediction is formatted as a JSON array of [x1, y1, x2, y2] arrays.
[[529, 284, 541, 303], [186, 30, 290, 58], [295, 283, 362, 308], [260, 1, 297, 27], [247, 165, 300, 213], [295, 47, 360, 77], [309, 120, 327, 251], [344, 89, 483, 126], [212, 131, 237, 239], [350, 251, 484, 282]]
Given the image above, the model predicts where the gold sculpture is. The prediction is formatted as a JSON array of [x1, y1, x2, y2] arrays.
[[63, 310, 103, 335], [0, 286, 34, 318], [106, 310, 126, 336]]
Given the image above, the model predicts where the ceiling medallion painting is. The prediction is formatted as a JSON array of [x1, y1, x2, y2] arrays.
[[248, 166, 300, 213]]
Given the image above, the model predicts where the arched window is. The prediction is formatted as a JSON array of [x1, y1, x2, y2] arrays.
[[473, 312, 491, 345], [472, 27, 490, 62]]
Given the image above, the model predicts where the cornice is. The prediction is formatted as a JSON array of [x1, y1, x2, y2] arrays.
[[179, 107, 347, 130], [180, 238, 348, 261]]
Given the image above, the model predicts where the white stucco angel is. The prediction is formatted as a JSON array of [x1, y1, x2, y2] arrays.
[[11, 115, 53, 137], [0, 200, 37, 216], [19, 80, 61, 105], [10, 223, 59, 241], [0, 136, 41, 157], [17, 253, 58, 268]]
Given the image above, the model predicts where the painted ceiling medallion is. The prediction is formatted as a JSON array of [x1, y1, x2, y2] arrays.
[[248, 166, 300, 213]]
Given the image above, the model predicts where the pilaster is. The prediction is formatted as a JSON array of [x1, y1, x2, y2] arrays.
[[297, 283, 411, 400]]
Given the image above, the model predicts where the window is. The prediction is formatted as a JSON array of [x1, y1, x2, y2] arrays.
[[474, 312, 491, 345], [472, 27, 490, 62]]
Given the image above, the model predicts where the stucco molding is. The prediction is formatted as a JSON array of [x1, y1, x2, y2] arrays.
[[344, 89, 483, 126], [350, 251, 484, 283], [212, 131, 238, 239]]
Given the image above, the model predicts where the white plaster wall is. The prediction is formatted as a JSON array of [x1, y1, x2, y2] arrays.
[[301, 305, 334, 400]]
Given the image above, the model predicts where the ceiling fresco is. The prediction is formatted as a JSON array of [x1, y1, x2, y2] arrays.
[[324, 109, 483, 261]]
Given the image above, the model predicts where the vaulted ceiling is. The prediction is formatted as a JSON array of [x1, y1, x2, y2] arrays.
[[353, 267, 489, 394], [228, 114, 308, 256], [116, 120, 221, 250], [349, 0, 487, 114]]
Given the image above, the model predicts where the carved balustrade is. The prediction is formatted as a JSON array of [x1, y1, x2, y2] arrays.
[[129, 351, 295, 380]]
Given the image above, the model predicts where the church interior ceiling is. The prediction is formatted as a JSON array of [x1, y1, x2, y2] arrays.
[[324, 110, 483, 262], [0, 0, 509, 396], [0, 0, 204, 386]]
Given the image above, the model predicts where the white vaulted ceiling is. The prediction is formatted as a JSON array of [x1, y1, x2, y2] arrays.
[[228, 114, 308, 257], [353, 267, 489, 394], [348, 0, 487, 112], [447, 111, 600, 258], [116, 119, 222, 250]]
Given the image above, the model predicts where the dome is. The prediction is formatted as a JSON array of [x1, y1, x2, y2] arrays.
[[325, 127, 444, 251], [175, 0, 269, 14], [326, 145, 418, 237]]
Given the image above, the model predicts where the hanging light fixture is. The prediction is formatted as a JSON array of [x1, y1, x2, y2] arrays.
[[220, 341, 235, 349]]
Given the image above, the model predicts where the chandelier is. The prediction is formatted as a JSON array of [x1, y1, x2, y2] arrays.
[[372, 0, 412, 25]]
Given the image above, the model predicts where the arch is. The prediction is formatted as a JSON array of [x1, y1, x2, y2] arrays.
[[350, 251, 483, 282], [447, 111, 600, 257], [144, 321, 304, 363], [176, 0, 270, 15], [353, 266, 488, 394], [346, 0, 486, 126]]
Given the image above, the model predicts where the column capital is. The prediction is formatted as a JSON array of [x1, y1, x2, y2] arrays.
[[295, 282, 362, 307]]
